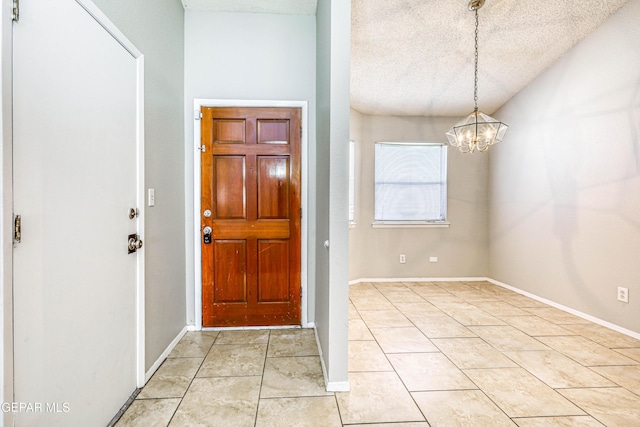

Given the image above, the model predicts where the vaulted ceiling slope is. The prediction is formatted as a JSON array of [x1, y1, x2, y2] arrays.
[[182, 0, 629, 117]]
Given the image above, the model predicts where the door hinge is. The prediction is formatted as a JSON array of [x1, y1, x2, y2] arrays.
[[300, 126, 302, 137], [299, 207, 302, 219], [197, 145, 206, 153], [194, 109, 202, 120], [13, 214, 21, 243], [12, 0, 19, 22]]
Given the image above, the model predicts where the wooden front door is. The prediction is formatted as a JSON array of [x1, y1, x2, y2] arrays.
[[201, 107, 301, 327]]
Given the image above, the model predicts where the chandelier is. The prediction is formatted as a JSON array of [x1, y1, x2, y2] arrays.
[[446, 0, 508, 153]]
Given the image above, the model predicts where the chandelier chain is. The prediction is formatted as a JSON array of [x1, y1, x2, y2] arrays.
[[474, 8, 479, 111], [445, 0, 509, 153]]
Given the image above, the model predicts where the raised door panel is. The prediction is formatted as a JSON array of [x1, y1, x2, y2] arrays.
[[213, 240, 248, 303], [257, 240, 290, 303], [213, 119, 246, 144], [257, 156, 290, 219], [257, 119, 289, 144], [213, 156, 246, 219]]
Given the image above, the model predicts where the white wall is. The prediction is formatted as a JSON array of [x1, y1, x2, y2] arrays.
[[91, 0, 187, 369], [349, 114, 490, 281], [1, 0, 13, 425], [489, 0, 640, 334], [315, 0, 350, 390], [183, 10, 317, 324]]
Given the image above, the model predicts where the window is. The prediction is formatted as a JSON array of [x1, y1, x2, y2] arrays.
[[349, 140, 356, 226], [374, 142, 447, 225]]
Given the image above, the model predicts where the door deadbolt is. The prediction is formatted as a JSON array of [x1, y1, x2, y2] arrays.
[[203, 209, 212, 218], [203, 226, 212, 244]]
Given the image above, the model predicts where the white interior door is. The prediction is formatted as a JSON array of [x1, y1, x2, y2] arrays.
[[13, 1, 141, 425]]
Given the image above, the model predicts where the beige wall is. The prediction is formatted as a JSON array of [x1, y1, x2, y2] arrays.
[[349, 113, 489, 281], [489, 0, 640, 334]]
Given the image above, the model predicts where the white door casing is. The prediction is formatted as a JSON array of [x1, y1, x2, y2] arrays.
[[13, 0, 144, 425], [192, 99, 310, 330]]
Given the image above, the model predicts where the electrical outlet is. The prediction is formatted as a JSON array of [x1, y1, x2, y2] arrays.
[[618, 287, 629, 303], [429, 256, 438, 263], [399, 254, 406, 264]]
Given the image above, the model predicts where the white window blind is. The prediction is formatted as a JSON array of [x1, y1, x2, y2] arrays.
[[374, 142, 447, 222]]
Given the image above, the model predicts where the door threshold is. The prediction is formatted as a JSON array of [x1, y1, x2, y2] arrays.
[[201, 325, 304, 332]]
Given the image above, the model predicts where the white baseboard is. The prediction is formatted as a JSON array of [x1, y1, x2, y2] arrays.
[[144, 326, 188, 383], [350, 277, 490, 285], [313, 326, 350, 393], [326, 381, 350, 392], [313, 326, 329, 388], [487, 278, 640, 341]]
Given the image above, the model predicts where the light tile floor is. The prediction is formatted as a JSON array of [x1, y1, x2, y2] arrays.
[[116, 281, 640, 426]]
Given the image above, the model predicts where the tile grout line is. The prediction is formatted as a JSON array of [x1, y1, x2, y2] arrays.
[[163, 332, 219, 426], [352, 285, 429, 424], [252, 329, 271, 427]]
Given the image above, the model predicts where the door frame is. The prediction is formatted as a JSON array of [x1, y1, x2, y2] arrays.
[[193, 99, 309, 329], [4, 0, 147, 397]]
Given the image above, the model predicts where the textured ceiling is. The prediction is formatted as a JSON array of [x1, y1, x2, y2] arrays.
[[352, 0, 629, 116], [182, 0, 629, 117]]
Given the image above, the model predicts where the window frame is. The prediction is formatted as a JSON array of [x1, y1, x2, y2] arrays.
[[373, 141, 449, 228], [348, 139, 356, 228]]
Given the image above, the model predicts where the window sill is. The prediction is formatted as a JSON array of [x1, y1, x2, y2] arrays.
[[371, 221, 450, 229]]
